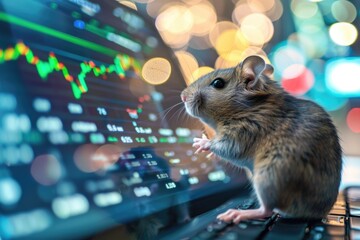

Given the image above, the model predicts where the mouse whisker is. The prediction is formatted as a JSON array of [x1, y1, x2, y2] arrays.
[[161, 101, 183, 115], [177, 106, 188, 123], [160, 101, 184, 123], [168, 105, 185, 123]]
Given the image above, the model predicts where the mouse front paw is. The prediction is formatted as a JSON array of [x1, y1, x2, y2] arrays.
[[217, 207, 273, 224], [193, 135, 211, 154]]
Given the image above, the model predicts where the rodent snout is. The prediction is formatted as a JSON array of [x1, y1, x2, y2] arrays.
[[180, 93, 187, 102]]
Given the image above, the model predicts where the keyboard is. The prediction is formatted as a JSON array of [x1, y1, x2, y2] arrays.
[[160, 186, 360, 240]]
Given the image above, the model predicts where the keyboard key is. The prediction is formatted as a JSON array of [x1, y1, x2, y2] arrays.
[[217, 231, 239, 240], [329, 199, 346, 216], [234, 224, 268, 239], [329, 208, 346, 216], [325, 226, 345, 236], [347, 188, 360, 201], [351, 217, 360, 230], [312, 225, 345, 236], [308, 218, 346, 239], [236, 199, 257, 210], [351, 209, 360, 217], [318, 237, 347, 240], [333, 197, 346, 207], [190, 230, 216, 240], [309, 232, 323, 240], [207, 220, 228, 232], [322, 215, 345, 227], [191, 220, 230, 240], [351, 229, 360, 240], [263, 219, 308, 240], [222, 216, 275, 239], [350, 201, 360, 210], [336, 193, 345, 201]]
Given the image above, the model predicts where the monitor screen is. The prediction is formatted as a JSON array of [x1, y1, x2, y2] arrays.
[[0, 0, 246, 239]]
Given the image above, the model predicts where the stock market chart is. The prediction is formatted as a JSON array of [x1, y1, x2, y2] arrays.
[[0, 1, 246, 238]]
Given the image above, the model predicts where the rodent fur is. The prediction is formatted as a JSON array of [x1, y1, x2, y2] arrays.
[[181, 55, 342, 220]]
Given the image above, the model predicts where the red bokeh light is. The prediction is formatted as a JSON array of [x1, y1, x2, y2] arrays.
[[31, 154, 62, 185], [347, 108, 360, 133], [281, 65, 314, 96]]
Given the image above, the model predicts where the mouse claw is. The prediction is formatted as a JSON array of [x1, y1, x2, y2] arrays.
[[193, 135, 209, 143], [206, 152, 214, 159], [193, 137, 211, 154]]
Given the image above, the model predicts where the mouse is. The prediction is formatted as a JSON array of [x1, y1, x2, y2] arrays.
[[180, 55, 342, 224]]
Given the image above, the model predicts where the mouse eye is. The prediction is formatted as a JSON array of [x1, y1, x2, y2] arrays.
[[210, 78, 225, 89]]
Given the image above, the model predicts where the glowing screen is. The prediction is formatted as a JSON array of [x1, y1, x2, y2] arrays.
[[0, 1, 245, 238]]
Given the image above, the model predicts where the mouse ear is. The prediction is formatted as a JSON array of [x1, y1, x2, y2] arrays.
[[235, 55, 266, 89], [263, 64, 274, 78]]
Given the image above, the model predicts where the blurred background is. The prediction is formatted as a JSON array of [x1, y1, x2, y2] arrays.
[[117, 0, 360, 157]]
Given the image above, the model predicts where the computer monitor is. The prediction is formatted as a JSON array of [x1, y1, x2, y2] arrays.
[[0, 1, 247, 239]]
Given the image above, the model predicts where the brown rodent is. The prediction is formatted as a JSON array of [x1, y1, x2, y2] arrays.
[[180, 55, 342, 223]]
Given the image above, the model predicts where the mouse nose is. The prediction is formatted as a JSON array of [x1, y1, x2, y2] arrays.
[[181, 94, 187, 102]]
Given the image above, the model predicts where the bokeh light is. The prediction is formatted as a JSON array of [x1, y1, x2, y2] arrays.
[[183, 0, 203, 4], [146, 0, 170, 18], [116, 1, 138, 10], [74, 144, 101, 173], [325, 58, 360, 97], [215, 29, 249, 62], [232, 2, 253, 26], [242, 47, 270, 63], [311, 90, 348, 112], [132, 0, 154, 3], [155, 4, 193, 48], [142, 57, 171, 85], [159, 30, 191, 49], [215, 56, 238, 69], [155, 5, 192, 34], [247, 0, 275, 12], [232, 0, 283, 22], [209, 21, 238, 48], [74, 144, 122, 173], [0, 178, 22, 205], [215, 47, 270, 69], [188, 1, 217, 36], [266, 0, 283, 21], [291, 0, 319, 19], [270, 41, 306, 77], [175, 51, 199, 85], [31, 154, 63, 185], [192, 66, 214, 80], [347, 108, 360, 133], [281, 65, 314, 95], [329, 22, 358, 46], [331, 0, 356, 23], [240, 13, 274, 45], [297, 32, 328, 58], [93, 144, 121, 170], [291, 0, 329, 59]]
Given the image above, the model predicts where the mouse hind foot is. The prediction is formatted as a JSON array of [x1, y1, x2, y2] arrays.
[[216, 206, 273, 224]]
